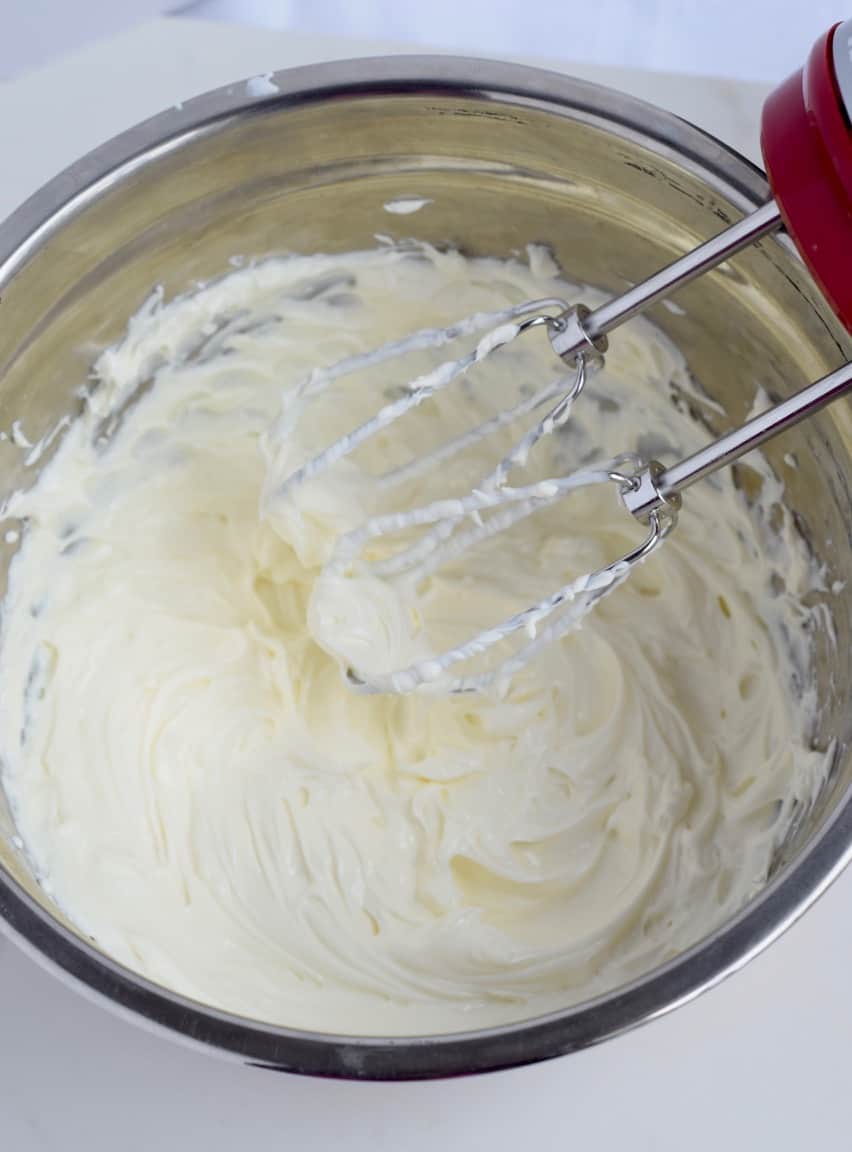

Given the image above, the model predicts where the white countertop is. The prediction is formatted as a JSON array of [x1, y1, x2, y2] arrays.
[[0, 17, 849, 1150]]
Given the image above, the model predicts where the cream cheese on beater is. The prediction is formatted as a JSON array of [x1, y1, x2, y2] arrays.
[[0, 243, 829, 1034]]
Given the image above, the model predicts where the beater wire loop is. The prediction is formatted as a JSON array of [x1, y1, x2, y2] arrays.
[[270, 300, 683, 695]]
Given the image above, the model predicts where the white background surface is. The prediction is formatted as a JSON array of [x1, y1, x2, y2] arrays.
[[1, 13, 851, 1151], [185, 0, 850, 83], [1, 0, 850, 82]]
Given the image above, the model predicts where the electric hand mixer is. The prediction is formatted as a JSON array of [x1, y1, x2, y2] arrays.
[[276, 21, 852, 695]]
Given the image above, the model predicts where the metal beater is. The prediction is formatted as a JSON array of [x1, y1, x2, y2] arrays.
[[276, 20, 852, 694]]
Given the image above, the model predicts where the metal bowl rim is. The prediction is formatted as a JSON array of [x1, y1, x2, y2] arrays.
[[1, 53, 849, 1080]]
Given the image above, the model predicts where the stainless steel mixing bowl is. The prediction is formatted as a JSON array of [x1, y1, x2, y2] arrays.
[[0, 57, 851, 1080]]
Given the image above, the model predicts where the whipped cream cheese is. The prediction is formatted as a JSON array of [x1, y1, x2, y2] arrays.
[[0, 243, 829, 1034]]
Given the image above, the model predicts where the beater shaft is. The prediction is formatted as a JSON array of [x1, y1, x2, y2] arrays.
[[622, 359, 852, 520], [549, 201, 783, 361]]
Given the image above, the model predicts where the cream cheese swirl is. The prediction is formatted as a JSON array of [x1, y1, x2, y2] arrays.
[[0, 243, 828, 1034]]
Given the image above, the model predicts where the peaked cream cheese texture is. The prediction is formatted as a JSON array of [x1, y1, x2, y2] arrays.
[[0, 244, 828, 1034]]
